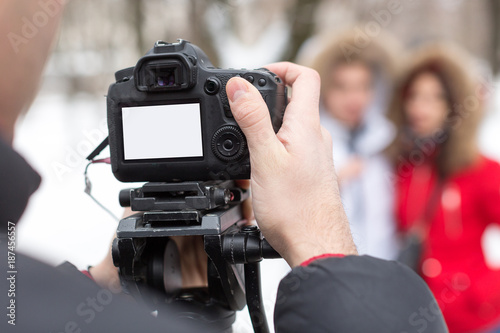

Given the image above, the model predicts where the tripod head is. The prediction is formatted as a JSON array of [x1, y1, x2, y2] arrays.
[[112, 180, 279, 333]]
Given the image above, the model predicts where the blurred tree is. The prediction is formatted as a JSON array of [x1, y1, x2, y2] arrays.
[[282, 0, 321, 61], [128, 0, 145, 54], [188, 0, 219, 66], [491, 0, 500, 74], [42, 0, 497, 98], [312, 0, 493, 71]]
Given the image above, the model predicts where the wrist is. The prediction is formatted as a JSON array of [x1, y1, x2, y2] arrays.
[[300, 253, 345, 266], [89, 261, 121, 292], [286, 240, 356, 267], [281, 216, 358, 267]]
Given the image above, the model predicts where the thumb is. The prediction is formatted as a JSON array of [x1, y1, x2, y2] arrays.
[[226, 77, 278, 153]]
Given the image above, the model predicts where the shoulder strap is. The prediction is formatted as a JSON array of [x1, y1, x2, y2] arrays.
[[413, 179, 444, 234]]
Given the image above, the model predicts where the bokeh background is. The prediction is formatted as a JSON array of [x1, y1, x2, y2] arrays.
[[14, 1, 500, 332]]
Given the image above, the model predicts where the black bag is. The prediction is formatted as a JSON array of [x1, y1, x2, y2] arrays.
[[397, 232, 424, 271], [397, 181, 443, 272]]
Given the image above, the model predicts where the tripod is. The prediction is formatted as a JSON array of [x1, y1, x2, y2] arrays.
[[112, 180, 280, 333]]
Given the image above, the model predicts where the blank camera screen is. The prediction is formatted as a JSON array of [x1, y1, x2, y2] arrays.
[[122, 103, 203, 160]]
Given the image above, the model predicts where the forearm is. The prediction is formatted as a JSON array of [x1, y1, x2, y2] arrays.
[[283, 199, 358, 267]]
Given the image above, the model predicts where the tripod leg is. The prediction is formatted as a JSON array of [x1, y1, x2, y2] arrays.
[[244, 262, 270, 333]]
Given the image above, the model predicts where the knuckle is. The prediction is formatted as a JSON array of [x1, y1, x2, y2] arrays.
[[234, 98, 266, 130], [276, 126, 293, 147], [307, 68, 321, 83]]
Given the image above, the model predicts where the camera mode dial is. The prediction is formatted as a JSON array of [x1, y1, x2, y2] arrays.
[[212, 126, 247, 161]]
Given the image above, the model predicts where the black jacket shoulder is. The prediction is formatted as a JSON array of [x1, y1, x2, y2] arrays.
[[274, 255, 448, 333]]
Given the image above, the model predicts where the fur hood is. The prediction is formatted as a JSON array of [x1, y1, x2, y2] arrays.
[[386, 42, 483, 177], [297, 29, 403, 97]]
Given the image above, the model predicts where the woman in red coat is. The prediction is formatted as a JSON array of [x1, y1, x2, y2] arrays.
[[388, 43, 500, 333]]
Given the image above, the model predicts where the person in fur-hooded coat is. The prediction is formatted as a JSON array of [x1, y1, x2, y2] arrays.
[[388, 42, 500, 333]]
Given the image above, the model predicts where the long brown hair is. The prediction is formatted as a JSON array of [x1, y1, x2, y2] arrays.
[[387, 43, 483, 178]]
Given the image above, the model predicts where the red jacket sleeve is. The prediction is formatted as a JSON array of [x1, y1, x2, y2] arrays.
[[480, 159, 500, 225]]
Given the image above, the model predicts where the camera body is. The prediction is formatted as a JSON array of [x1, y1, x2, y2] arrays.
[[107, 39, 287, 182]]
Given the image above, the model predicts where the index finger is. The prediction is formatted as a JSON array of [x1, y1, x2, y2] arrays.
[[264, 62, 321, 124]]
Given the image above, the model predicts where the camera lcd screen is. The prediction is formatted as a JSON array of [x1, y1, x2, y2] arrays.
[[121, 103, 203, 160]]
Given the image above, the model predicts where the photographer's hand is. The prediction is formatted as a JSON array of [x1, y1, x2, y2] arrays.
[[226, 62, 357, 267]]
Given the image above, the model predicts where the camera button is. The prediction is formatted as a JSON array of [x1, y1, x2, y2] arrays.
[[187, 56, 197, 65], [224, 105, 233, 118], [258, 78, 266, 86], [204, 77, 220, 95], [212, 126, 246, 161], [246, 75, 254, 83], [223, 139, 234, 150]]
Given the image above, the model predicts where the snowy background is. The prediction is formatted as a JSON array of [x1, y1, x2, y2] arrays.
[[11, 1, 500, 332]]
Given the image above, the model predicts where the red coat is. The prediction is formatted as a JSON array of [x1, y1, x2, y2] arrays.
[[396, 155, 500, 333]]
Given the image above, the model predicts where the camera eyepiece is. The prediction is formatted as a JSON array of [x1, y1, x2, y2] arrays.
[[107, 40, 286, 182], [156, 68, 177, 88]]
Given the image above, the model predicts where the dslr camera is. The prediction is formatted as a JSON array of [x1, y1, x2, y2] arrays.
[[96, 40, 286, 333], [107, 39, 287, 182]]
